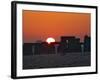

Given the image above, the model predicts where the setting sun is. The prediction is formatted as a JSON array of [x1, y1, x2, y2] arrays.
[[46, 37, 55, 44]]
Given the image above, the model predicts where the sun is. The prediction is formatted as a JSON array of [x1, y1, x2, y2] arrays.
[[46, 37, 55, 44]]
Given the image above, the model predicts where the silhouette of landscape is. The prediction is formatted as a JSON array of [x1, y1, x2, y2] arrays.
[[23, 35, 91, 69]]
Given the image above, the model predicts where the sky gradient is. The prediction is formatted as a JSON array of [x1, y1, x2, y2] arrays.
[[23, 10, 91, 43]]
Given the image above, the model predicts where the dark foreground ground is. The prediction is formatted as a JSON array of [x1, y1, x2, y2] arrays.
[[23, 52, 90, 69]]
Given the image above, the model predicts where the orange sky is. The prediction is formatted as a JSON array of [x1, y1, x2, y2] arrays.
[[23, 10, 90, 43]]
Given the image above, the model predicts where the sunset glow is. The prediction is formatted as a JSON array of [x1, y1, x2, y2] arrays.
[[46, 37, 55, 44], [23, 10, 90, 43]]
